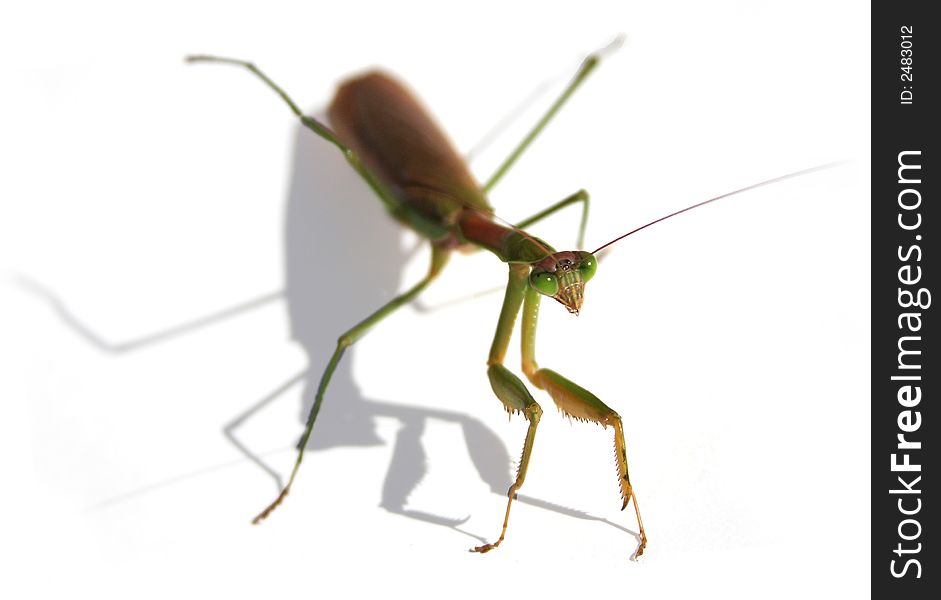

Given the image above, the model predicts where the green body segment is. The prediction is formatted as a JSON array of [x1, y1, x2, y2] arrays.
[[186, 43, 646, 559]]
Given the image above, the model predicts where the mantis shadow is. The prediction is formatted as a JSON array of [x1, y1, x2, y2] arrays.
[[235, 116, 514, 539]]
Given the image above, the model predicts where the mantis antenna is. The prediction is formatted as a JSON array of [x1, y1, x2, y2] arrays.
[[591, 162, 845, 255]]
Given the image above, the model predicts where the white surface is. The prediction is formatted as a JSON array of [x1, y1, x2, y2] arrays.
[[1, 2, 870, 598]]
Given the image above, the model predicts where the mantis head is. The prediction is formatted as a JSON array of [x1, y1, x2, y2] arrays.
[[528, 250, 598, 315]]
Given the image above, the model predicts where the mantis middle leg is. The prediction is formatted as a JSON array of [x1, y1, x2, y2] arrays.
[[252, 246, 450, 523]]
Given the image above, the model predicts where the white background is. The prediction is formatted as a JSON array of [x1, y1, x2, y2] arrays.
[[1, 1, 870, 598]]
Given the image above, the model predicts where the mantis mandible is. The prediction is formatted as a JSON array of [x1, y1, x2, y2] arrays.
[[186, 47, 835, 559]]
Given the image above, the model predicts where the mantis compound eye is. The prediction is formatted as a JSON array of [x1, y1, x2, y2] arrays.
[[577, 251, 597, 282], [529, 270, 559, 297]]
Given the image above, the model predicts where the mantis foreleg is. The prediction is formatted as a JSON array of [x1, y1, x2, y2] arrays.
[[520, 285, 647, 558], [473, 265, 543, 553]]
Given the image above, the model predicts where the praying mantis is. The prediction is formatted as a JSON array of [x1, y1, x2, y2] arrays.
[[186, 45, 836, 560]]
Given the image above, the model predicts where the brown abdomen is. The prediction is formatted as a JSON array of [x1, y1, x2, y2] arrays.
[[328, 71, 491, 226]]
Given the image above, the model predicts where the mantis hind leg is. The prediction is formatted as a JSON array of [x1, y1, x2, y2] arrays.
[[520, 286, 647, 559], [251, 246, 450, 523]]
